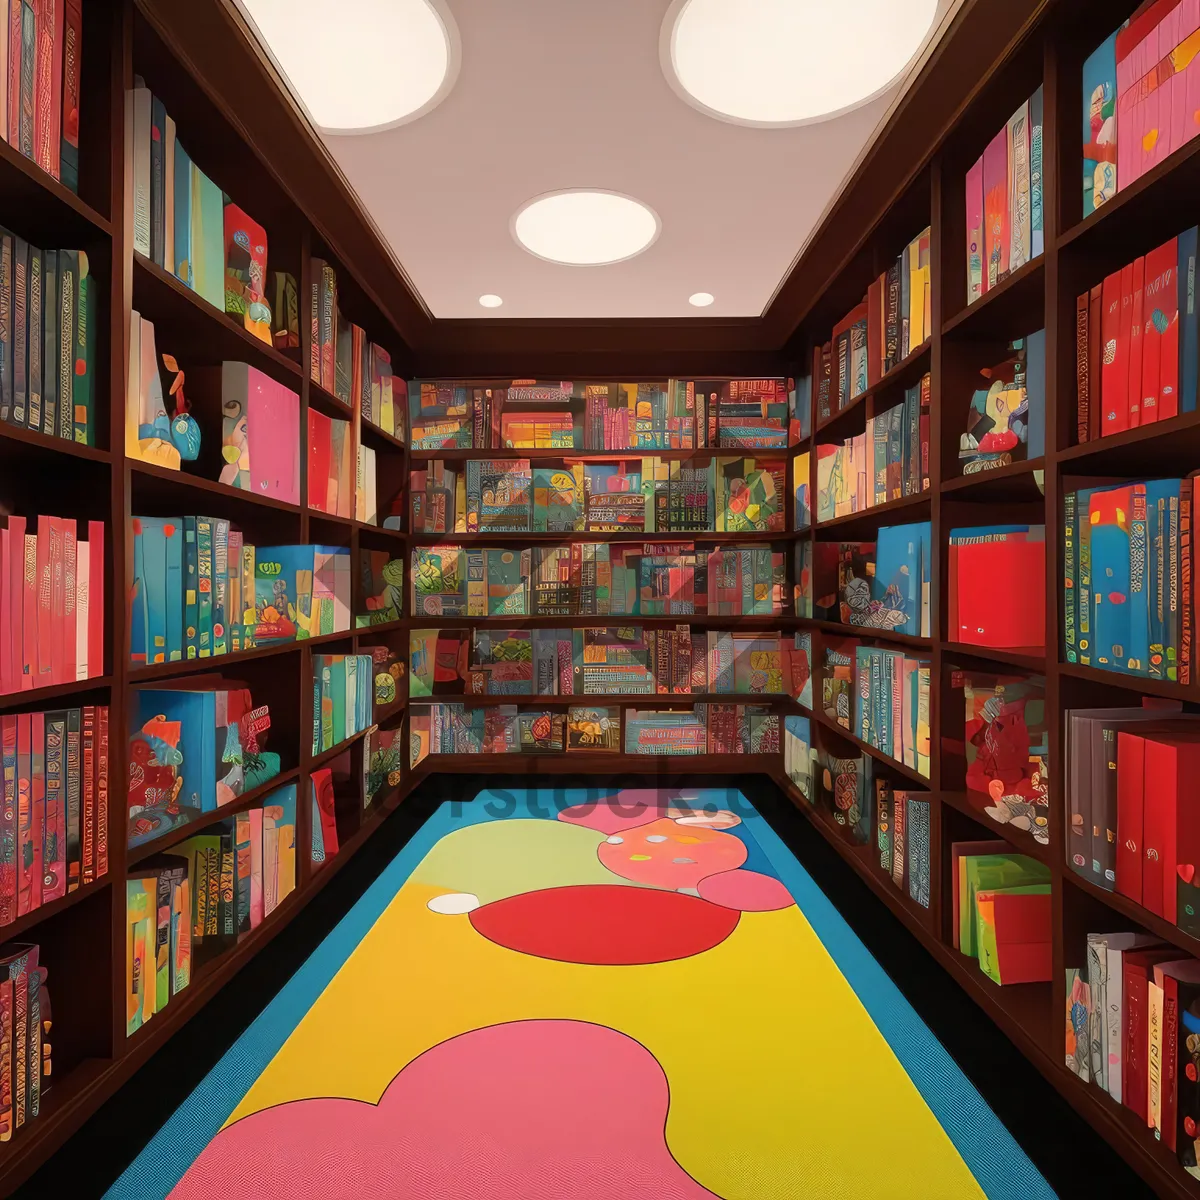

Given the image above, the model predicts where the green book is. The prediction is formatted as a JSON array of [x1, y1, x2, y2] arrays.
[[958, 854, 1050, 960], [196, 517, 213, 657], [58, 250, 76, 441], [330, 657, 347, 748], [73, 251, 95, 445], [191, 168, 225, 309]]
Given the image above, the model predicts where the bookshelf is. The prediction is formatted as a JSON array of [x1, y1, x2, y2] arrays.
[[0, 0, 1195, 1195]]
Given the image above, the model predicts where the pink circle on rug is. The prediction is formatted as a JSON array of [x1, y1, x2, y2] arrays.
[[697, 868, 794, 912], [597, 818, 747, 890], [169, 1020, 721, 1199]]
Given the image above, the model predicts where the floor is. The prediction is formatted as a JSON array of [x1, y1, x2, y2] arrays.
[[22, 777, 1156, 1199]]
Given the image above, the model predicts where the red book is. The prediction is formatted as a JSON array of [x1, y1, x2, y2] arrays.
[[20, 529, 34, 692], [48, 0, 64, 178], [977, 889, 1052, 983], [0, 716, 16, 925], [95, 704, 108, 878], [14, 716, 30, 917], [5, 520, 25, 692], [27, 713, 43, 912], [1089, 283, 1103, 440], [1142, 238, 1178, 423], [1128, 256, 1146, 427], [1124, 948, 1183, 1121], [1142, 733, 1200, 920], [31, 0, 54, 175], [953, 537, 1045, 648], [312, 767, 339, 861], [0, 530, 9, 695], [306, 409, 332, 513], [80, 705, 93, 886], [61, 520, 75, 685], [87, 520, 103, 679], [60, 0, 80, 187], [34, 518, 52, 686], [1117, 729, 1148, 904], [48, 517, 64, 687], [866, 276, 882, 387], [1101, 269, 1127, 435], [1158, 960, 1200, 1152], [6, 0, 20, 146]]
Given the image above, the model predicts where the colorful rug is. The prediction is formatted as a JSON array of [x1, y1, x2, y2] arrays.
[[107, 787, 1055, 1199]]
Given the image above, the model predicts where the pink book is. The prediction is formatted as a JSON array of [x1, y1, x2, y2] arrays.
[[61, 520, 76, 686], [87, 521, 103, 679], [28, 713, 43, 912], [0, 529, 10, 694], [21, 532, 35, 692], [248, 806, 264, 929], [248, 369, 300, 506], [982, 130, 1009, 289], [965, 155, 985, 302], [1129, 255, 1146, 427]]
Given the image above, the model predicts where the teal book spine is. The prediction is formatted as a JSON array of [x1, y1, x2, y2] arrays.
[[73, 251, 94, 444], [856, 647, 870, 741], [196, 517, 213, 657], [1063, 490, 1078, 663], [183, 516, 199, 659], [1167, 489, 1180, 681], [41, 250, 57, 437], [212, 518, 229, 656], [165, 518, 184, 662], [173, 142, 193, 286], [331, 658, 347, 746], [1128, 485, 1149, 677], [57, 251, 76, 441], [130, 520, 149, 663], [311, 661, 322, 754], [196, 169, 225, 309], [140, 517, 170, 666], [1030, 84, 1044, 258], [320, 659, 334, 750]]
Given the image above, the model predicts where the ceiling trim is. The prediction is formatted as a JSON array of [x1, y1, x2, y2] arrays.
[[138, 0, 1052, 367]]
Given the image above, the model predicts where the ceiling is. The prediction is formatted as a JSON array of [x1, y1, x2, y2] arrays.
[[238, 0, 957, 321]]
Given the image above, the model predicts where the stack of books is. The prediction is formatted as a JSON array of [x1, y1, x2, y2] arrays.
[[0, 235, 96, 444], [0, 942, 52, 1137], [875, 783, 931, 909], [312, 654, 373, 754], [965, 85, 1045, 303], [0, 513, 104, 693], [853, 645, 931, 777], [0, 706, 109, 920]]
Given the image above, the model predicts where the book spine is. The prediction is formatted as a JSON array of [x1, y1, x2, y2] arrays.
[[1182, 478, 1193, 686], [60, 0, 80, 191], [0, 719, 14, 925], [1076, 291, 1090, 443], [196, 517, 212, 656], [65, 707, 79, 891], [96, 704, 107, 877], [80, 705, 93, 884], [25, 245, 39, 432]]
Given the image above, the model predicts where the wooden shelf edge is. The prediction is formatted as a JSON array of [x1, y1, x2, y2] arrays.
[[938, 789, 1052, 864], [807, 708, 932, 785], [941, 256, 1045, 337], [128, 458, 304, 516], [0, 421, 112, 464], [0, 677, 113, 714], [813, 489, 931, 531], [799, 618, 932, 651], [307, 728, 371, 770]]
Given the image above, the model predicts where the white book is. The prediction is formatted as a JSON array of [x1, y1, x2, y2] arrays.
[[75, 544, 89, 679], [345, 655, 358, 738], [365, 448, 378, 525], [163, 114, 176, 271], [131, 83, 153, 258], [1007, 100, 1032, 271], [1105, 933, 1163, 1104]]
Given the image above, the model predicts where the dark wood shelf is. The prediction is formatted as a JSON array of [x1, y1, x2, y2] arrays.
[[802, 619, 932, 651], [126, 768, 304, 866], [0, 676, 112, 715], [1063, 869, 1200, 960], [942, 256, 1045, 339], [939, 789, 1051, 865], [308, 508, 356, 529], [411, 692, 800, 708], [409, 530, 787, 546], [132, 255, 303, 391], [814, 490, 931, 536], [940, 642, 1047, 673], [356, 522, 406, 544], [942, 457, 1046, 502], [815, 339, 931, 436], [129, 641, 299, 682], [1056, 410, 1200, 478], [807, 708, 931, 786], [0, 421, 112, 465], [307, 381, 354, 420], [359, 421, 406, 452], [0, 138, 112, 245], [0, 876, 111, 941], [129, 458, 304, 517], [308, 728, 370, 769], [1058, 660, 1192, 703]]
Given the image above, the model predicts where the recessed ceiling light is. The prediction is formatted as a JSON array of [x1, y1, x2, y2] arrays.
[[478, 294, 503, 309], [513, 190, 661, 266], [238, 0, 459, 134], [689, 292, 715, 307], [662, 0, 938, 127]]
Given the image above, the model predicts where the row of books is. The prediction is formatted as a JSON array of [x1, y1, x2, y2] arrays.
[[960, 333, 1045, 472], [408, 625, 809, 698], [309, 258, 402, 441], [130, 518, 352, 663], [965, 85, 1044, 304], [876, 781, 932, 909], [408, 703, 780, 761], [307, 407, 354, 518], [409, 379, 803, 451], [312, 654, 373, 755], [953, 845, 1050, 984], [813, 522, 933, 638], [413, 543, 786, 619], [0, 235, 96, 445], [852, 646, 931, 778], [948, 524, 1046, 650], [132, 80, 280, 347], [1083, 7, 1200, 217], [1063, 479, 1190, 681], [0, 941, 51, 1141], [0, 514, 103, 695], [0, 706, 108, 924], [1065, 707, 1200, 931], [125, 781, 298, 1036], [1075, 232, 1198, 442], [2, 0, 81, 189], [1066, 934, 1200, 1179], [410, 455, 785, 537], [813, 228, 931, 422], [813, 377, 931, 521], [127, 685, 280, 849], [959, 672, 1049, 846]]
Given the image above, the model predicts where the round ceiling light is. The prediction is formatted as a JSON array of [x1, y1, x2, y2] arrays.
[[478, 294, 503, 308], [239, 0, 459, 134], [512, 190, 661, 266], [663, 0, 939, 127], [689, 292, 715, 307]]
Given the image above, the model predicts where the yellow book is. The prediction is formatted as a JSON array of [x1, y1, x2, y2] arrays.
[[1149, 980, 1163, 1133], [454, 472, 467, 534], [125, 878, 156, 1036], [907, 234, 924, 348]]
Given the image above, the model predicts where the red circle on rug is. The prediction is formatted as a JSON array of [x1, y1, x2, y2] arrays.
[[468, 884, 740, 965]]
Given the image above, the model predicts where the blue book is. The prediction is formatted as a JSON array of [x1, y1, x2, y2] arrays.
[[1082, 34, 1118, 219], [183, 516, 199, 659], [1089, 487, 1133, 675], [1144, 479, 1182, 681], [173, 142, 194, 287], [874, 522, 927, 636], [1024, 329, 1046, 459], [139, 516, 172, 666], [165, 518, 184, 662], [1180, 227, 1198, 414], [211, 518, 229, 656], [133, 689, 217, 813], [131, 520, 149, 663], [918, 521, 932, 637], [330, 658, 347, 746]]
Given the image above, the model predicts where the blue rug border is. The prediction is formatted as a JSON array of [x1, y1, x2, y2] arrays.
[[106, 788, 1054, 1199]]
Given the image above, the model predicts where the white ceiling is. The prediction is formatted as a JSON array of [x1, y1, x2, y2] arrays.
[[249, 0, 957, 320]]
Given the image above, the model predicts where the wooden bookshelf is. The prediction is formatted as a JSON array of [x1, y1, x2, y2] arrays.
[[0, 0, 1195, 1194]]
